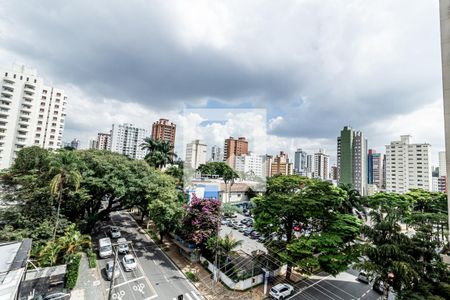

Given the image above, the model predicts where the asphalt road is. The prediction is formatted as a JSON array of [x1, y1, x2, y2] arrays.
[[94, 211, 203, 300]]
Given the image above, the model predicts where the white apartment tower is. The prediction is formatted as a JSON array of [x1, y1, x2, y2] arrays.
[[234, 153, 264, 178], [385, 135, 432, 193], [439, 151, 446, 177], [97, 132, 111, 150], [110, 123, 149, 160], [0, 65, 67, 169], [210, 145, 223, 162], [185, 140, 207, 170], [313, 149, 330, 180]]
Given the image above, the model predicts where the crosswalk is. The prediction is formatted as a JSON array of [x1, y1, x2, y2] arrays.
[[172, 290, 202, 300]]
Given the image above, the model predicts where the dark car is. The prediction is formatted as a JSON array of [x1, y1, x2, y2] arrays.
[[373, 278, 385, 294], [250, 231, 260, 239], [244, 227, 254, 236]]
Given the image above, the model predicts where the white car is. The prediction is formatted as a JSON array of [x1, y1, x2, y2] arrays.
[[105, 260, 120, 280], [270, 283, 294, 299], [110, 226, 121, 239], [122, 254, 137, 271], [117, 238, 129, 254]]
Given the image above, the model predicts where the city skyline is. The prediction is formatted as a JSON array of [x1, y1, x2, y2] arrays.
[[0, 1, 444, 166]]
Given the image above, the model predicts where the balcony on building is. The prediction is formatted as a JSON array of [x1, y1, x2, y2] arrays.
[[24, 83, 36, 90], [23, 94, 34, 101], [3, 78, 15, 85]]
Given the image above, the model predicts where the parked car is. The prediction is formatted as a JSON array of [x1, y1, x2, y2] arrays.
[[238, 224, 247, 232], [227, 221, 234, 227], [250, 231, 260, 239], [232, 222, 240, 229], [293, 225, 302, 232], [244, 210, 251, 217], [357, 271, 369, 284], [105, 260, 120, 280], [221, 219, 229, 225], [117, 237, 129, 254], [373, 278, 385, 294], [258, 235, 267, 243], [122, 254, 137, 271], [244, 227, 254, 236], [99, 237, 113, 258], [269, 283, 294, 299], [110, 226, 121, 239]]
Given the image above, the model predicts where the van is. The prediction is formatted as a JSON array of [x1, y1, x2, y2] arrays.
[[99, 237, 113, 258]]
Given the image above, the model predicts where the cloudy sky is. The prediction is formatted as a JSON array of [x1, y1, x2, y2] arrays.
[[0, 0, 444, 164]]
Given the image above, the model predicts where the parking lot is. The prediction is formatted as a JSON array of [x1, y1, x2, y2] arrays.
[[94, 223, 157, 300]]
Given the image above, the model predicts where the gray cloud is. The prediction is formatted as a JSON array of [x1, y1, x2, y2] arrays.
[[0, 0, 443, 148]]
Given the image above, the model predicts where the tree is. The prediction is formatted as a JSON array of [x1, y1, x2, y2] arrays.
[[48, 150, 82, 240], [207, 234, 243, 268], [179, 195, 221, 247], [253, 175, 361, 279], [141, 138, 175, 169], [338, 183, 366, 219]]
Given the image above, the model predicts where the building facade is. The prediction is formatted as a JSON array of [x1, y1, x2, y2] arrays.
[[368, 149, 383, 190], [185, 139, 207, 170], [110, 123, 149, 160], [210, 145, 223, 162], [224, 137, 249, 163], [385, 135, 432, 193], [0, 65, 67, 169], [234, 153, 264, 178], [97, 132, 111, 150], [313, 149, 330, 180], [294, 148, 308, 175], [270, 151, 293, 176], [151, 118, 176, 149], [337, 126, 368, 195]]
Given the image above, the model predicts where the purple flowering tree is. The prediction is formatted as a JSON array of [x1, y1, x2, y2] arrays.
[[180, 195, 221, 247]]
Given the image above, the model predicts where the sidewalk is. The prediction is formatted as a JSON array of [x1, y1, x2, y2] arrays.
[[70, 253, 105, 300]]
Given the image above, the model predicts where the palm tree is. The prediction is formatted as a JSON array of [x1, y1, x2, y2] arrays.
[[49, 151, 82, 241], [141, 138, 176, 169], [339, 183, 367, 220], [38, 242, 62, 267], [58, 224, 92, 262]]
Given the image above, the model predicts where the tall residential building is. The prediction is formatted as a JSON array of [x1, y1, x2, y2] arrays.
[[439, 151, 446, 177], [151, 118, 176, 149], [385, 135, 432, 193], [306, 154, 313, 174], [439, 0, 450, 233], [270, 151, 293, 176], [331, 166, 338, 180], [382, 154, 387, 190], [313, 149, 330, 180], [368, 149, 383, 190], [224, 137, 249, 161], [0, 65, 68, 169], [294, 148, 308, 175], [234, 153, 264, 178], [337, 126, 368, 195], [89, 139, 98, 149], [210, 145, 223, 162], [185, 140, 207, 170], [70, 138, 80, 149], [110, 123, 149, 160], [97, 132, 111, 150], [262, 154, 273, 178]]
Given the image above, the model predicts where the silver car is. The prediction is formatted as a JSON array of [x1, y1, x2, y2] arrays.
[[105, 260, 120, 280], [117, 238, 129, 254]]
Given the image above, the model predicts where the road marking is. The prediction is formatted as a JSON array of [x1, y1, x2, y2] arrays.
[[106, 276, 145, 290], [191, 291, 202, 300], [287, 274, 332, 299]]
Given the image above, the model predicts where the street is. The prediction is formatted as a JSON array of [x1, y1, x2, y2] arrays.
[[94, 211, 203, 300]]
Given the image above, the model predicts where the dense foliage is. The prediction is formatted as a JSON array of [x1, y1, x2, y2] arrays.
[[253, 175, 362, 279]]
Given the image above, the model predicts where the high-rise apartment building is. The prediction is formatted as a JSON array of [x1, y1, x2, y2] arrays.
[[0, 65, 68, 169], [210, 145, 223, 162], [385, 135, 432, 193], [368, 149, 383, 190], [294, 148, 308, 175], [70, 138, 80, 149], [306, 154, 313, 174], [185, 140, 207, 170], [89, 139, 98, 149], [331, 166, 338, 180], [224, 137, 249, 161], [262, 154, 273, 178], [97, 132, 111, 150], [234, 153, 264, 178], [151, 118, 176, 149], [110, 123, 149, 160], [337, 126, 368, 195], [270, 151, 293, 176], [313, 149, 330, 180]]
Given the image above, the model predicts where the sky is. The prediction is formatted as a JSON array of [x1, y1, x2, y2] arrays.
[[0, 0, 445, 165]]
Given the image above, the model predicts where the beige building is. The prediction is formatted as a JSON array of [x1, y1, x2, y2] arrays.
[[96, 132, 111, 150], [270, 151, 293, 176]]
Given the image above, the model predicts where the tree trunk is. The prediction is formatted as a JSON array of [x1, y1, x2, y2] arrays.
[[285, 219, 293, 280], [53, 189, 63, 241]]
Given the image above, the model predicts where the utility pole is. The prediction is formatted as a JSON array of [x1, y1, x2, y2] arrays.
[[108, 245, 118, 300]]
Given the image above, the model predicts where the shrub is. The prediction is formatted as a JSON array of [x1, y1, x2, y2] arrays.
[[202, 260, 209, 269], [66, 253, 82, 289], [185, 271, 198, 282], [87, 249, 96, 269]]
